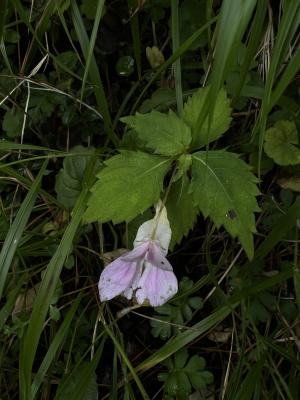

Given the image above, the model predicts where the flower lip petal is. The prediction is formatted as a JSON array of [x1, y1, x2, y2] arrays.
[[98, 258, 137, 302], [122, 260, 143, 299], [146, 242, 173, 271], [135, 262, 178, 307]]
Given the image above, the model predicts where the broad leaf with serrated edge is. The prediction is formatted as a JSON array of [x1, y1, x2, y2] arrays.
[[121, 110, 191, 156], [84, 151, 171, 223], [264, 120, 300, 166], [191, 151, 259, 259], [182, 86, 232, 149], [166, 175, 198, 248]]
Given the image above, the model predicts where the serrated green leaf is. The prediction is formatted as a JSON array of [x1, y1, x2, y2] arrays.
[[150, 315, 172, 340], [166, 175, 198, 248], [191, 151, 260, 259], [159, 349, 213, 399], [55, 146, 97, 208], [159, 373, 178, 396], [84, 151, 171, 223], [264, 120, 300, 165], [176, 372, 191, 396], [182, 86, 232, 149], [186, 355, 205, 371], [189, 370, 214, 390], [121, 110, 191, 156]]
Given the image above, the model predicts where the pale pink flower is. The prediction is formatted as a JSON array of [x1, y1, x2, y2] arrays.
[[98, 202, 178, 307]]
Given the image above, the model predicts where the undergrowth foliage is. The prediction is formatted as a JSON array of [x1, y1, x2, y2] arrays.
[[85, 87, 260, 259], [0, 0, 300, 399]]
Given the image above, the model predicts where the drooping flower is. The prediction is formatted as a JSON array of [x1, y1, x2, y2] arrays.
[[98, 202, 178, 307]]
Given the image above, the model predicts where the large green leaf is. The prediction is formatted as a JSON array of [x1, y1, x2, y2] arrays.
[[182, 86, 232, 149], [84, 151, 171, 223], [121, 110, 191, 156], [264, 120, 300, 166], [166, 174, 198, 248], [191, 151, 260, 259]]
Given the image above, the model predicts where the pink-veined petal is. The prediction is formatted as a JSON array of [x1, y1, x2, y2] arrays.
[[135, 262, 178, 307], [147, 242, 173, 271], [121, 242, 149, 262], [98, 258, 137, 302], [122, 260, 143, 299]]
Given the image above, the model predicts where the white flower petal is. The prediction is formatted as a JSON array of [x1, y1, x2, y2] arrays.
[[134, 202, 171, 251], [152, 201, 171, 251]]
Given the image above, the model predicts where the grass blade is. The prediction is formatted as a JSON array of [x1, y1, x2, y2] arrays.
[[80, 0, 105, 102], [0, 160, 47, 299], [234, 357, 265, 400], [128, 0, 142, 79], [19, 156, 96, 400], [253, 198, 300, 261], [136, 303, 236, 374], [194, 0, 257, 145], [232, 0, 267, 104], [256, 2, 300, 173], [31, 295, 82, 398], [270, 44, 300, 110], [132, 268, 293, 378], [54, 334, 107, 400], [70, 0, 118, 145], [104, 323, 150, 400]]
